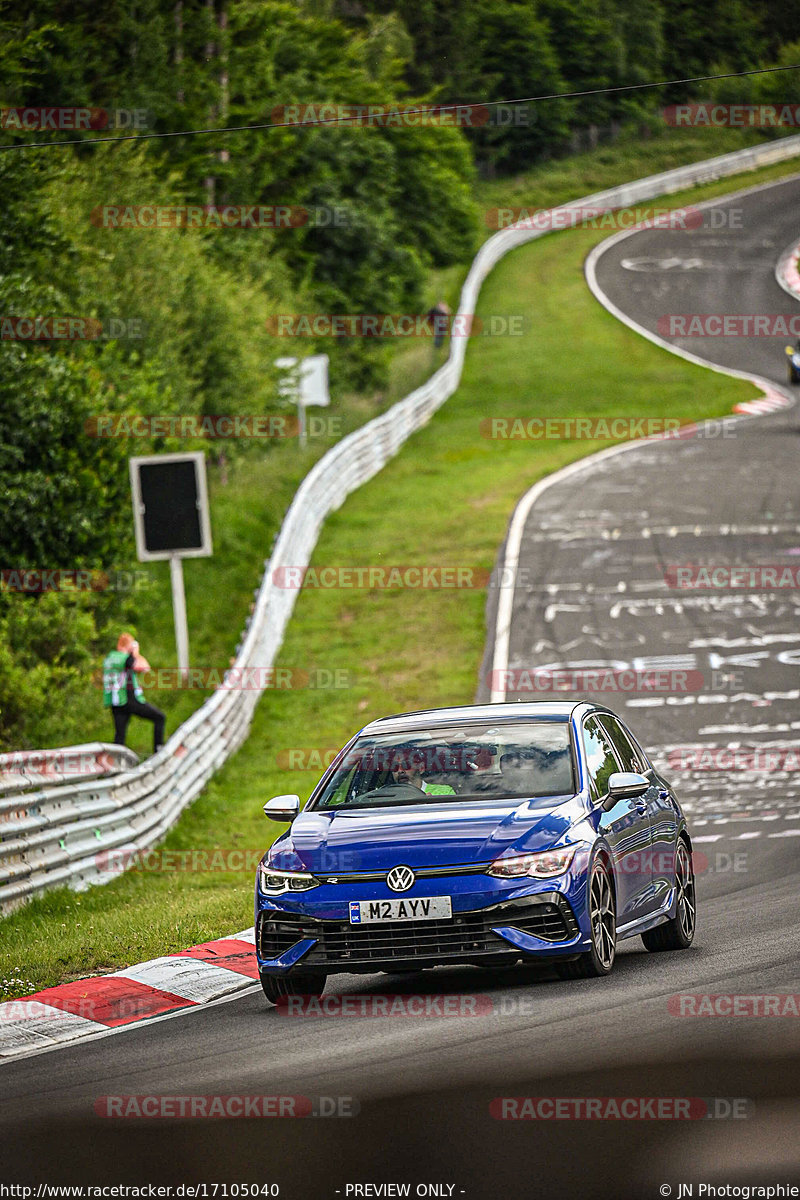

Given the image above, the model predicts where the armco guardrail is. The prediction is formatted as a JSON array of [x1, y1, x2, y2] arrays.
[[0, 743, 139, 797], [3, 134, 799, 916]]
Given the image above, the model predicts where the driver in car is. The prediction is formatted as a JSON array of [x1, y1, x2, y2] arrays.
[[391, 749, 455, 796]]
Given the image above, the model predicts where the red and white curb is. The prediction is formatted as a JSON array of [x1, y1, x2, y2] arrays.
[[776, 237, 800, 299], [0, 927, 257, 1059], [732, 383, 792, 416]]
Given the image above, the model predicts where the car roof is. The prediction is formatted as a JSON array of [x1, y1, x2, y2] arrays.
[[359, 701, 595, 737]]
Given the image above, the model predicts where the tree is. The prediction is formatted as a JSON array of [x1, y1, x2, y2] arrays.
[[465, 0, 569, 173], [660, 0, 765, 93]]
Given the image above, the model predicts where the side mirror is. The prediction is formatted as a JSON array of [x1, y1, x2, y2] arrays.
[[606, 772, 649, 803], [263, 794, 300, 822]]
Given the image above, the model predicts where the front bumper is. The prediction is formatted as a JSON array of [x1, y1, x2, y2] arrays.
[[255, 863, 591, 976]]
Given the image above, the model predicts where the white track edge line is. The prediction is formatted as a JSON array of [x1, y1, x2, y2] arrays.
[[489, 176, 798, 704]]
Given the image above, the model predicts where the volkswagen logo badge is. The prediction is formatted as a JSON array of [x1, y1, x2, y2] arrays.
[[386, 864, 415, 893]]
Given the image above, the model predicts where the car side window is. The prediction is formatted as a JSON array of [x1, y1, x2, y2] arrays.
[[598, 714, 645, 774], [582, 717, 620, 798]]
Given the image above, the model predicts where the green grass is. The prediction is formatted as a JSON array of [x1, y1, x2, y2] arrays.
[[3, 138, 800, 997]]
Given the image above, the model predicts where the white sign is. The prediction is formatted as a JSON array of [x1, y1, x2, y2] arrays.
[[299, 354, 330, 408]]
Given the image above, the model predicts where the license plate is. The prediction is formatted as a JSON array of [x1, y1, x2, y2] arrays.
[[349, 896, 452, 924]]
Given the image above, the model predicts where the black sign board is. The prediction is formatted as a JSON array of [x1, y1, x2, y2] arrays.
[[129, 452, 212, 561]]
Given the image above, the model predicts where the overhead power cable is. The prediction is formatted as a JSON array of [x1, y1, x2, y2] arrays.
[[1, 62, 798, 152]]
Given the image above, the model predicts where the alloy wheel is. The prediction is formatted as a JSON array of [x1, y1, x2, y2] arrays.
[[590, 861, 616, 970], [675, 841, 696, 942]]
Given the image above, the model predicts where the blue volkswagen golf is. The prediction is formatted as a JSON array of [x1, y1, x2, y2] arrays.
[[254, 702, 696, 1004]]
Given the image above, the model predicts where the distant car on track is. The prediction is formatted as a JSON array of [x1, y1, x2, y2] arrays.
[[786, 343, 800, 384], [254, 702, 696, 1004]]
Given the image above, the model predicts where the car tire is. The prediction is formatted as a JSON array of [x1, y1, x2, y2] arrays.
[[641, 839, 696, 952], [554, 856, 616, 979], [259, 971, 327, 1006]]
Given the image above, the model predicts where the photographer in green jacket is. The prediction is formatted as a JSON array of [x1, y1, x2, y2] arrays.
[[103, 632, 165, 754]]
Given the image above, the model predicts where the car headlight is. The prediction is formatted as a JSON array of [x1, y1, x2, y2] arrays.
[[488, 847, 576, 879], [258, 864, 319, 894]]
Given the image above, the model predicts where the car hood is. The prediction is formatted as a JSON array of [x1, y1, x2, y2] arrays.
[[267, 795, 582, 873]]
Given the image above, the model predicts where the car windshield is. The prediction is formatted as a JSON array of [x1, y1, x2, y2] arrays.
[[312, 721, 575, 810]]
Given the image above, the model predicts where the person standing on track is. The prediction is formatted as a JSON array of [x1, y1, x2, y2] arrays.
[[103, 632, 166, 754]]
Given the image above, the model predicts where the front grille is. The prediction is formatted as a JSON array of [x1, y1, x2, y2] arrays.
[[306, 911, 498, 965], [257, 897, 576, 968]]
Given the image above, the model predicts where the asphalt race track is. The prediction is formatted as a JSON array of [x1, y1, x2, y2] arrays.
[[2, 177, 800, 1198]]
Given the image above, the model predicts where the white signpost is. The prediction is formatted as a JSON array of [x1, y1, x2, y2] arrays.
[[275, 354, 330, 447]]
